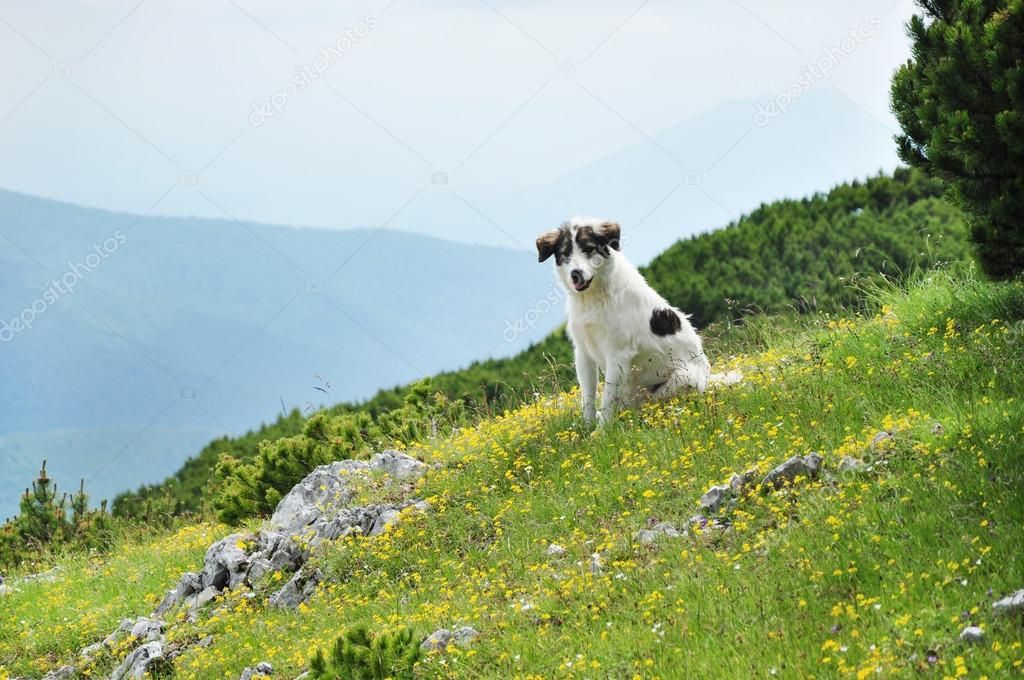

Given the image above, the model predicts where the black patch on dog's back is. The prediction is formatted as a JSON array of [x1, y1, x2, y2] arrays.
[[650, 308, 682, 336]]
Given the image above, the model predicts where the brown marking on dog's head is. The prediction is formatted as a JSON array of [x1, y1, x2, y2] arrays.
[[537, 226, 572, 264], [573, 221, 621, 259]]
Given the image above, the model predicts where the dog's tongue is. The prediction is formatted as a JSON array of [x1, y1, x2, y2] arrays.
[[574, 280, 587, 291]]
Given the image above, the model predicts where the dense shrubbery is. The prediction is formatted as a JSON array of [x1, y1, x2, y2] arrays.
[[308, 625, 421, 680], [891, 0, 1024, 279], [0, 462, 111, 569], [114, 168, 969, 522]]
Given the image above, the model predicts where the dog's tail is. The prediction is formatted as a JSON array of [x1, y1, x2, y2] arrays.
[[709, 369, 743, 387]]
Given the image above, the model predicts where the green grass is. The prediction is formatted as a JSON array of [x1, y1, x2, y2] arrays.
[[2, 270, 1023, 680]]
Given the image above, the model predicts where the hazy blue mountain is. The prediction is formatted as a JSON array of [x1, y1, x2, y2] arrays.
[[0, 189, 556, 518]]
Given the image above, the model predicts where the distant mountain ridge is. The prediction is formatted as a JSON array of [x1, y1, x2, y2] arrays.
[[0, 189, 556, 518]]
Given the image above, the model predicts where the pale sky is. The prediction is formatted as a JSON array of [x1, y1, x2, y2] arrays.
[[1, 0, 918, 248]]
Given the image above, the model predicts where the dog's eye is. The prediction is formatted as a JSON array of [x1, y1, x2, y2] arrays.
[[582, 247, 596, 256]]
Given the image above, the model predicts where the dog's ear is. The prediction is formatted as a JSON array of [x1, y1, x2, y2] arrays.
[[536, 228, 563, 263], [596, 221, 621, 251]]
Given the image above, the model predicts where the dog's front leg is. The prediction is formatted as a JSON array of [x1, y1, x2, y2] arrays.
[[575, 347, 598, 423], [598, 357, 630, 426]]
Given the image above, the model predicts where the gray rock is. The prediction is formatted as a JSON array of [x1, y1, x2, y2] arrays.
[[761, 454, 822, 489], [729, 468, 759, 495], [588, 552, 604, 575], [81, 641, 105, 657], [103, 618, 134, 646], [41, 666, 76, 680], [196, 636, 214, 648], [837, 456, 866, 474], [870, 430, 895, 453], [270, 452, 425, 534], [246, 557, 274, 584], [993, 589, 1024, 615], [153, 571, 201, 616], [421, 629, 454, 651], [188, 585, 220, 610], [636, 522, 683, 545], [269, 568, 322, 609], [545, 543, 567, 557], [23, 566, 64, 583], [959, 626, 984, 643], [239, 661, 273, 679], [451, 627, 479, 646], [110, 641, 163, 680], [129, 616, 164, 641], [368, 450, 428, 481], [368, 508, 403, 537], [421, 626, 478, 651], [699, 485, 731, 513], [201, 533, 254, 591], [0, 583, 16, 596]]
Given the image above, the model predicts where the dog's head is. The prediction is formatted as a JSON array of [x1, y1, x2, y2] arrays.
[[536, 218, 621, 293]]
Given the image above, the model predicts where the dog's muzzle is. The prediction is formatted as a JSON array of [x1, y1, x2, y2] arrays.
[[570, 269, 591, 292]]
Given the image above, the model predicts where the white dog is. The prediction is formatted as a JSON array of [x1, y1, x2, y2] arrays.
[[537, 217, 714, 424]]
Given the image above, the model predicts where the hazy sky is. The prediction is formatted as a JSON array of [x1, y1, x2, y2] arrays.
[[1, 0, 917, 243]]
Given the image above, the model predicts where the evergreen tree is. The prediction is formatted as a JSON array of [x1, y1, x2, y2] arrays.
[[891, 0, 1024, 279], [16, 461, 69, 546]]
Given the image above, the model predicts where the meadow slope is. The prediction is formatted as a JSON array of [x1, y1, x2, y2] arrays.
[[114, 167, 969, 518], [2, 271, 1022, 680]]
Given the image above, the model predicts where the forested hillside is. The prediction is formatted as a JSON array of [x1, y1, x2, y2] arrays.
[[113, 167, 969, 517]]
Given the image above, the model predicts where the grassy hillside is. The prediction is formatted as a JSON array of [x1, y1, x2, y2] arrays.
[[4, 270, 1022, 679], [111, 168, 969, 519]]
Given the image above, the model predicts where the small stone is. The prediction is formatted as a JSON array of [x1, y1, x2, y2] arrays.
[[41, 666, 76, 680], [80, 641, 105, 657], [269, 568, 321, 609], [239, 661, 273, 680], [729, 468, 759, 495], [636, 522, 682, 545], [153, 571, 201, 616], [451, 627, 479, 646], [129, 617, 164, 641], [545, 543, 567, 557], [959, 626, 984, 643], [993, 589, 1024, 615], [588, 552, 604, 575], [700, 485, 731, 513], [870, 430, 895, 453], [421, 629, 453, 651], [368, 508, 402, 537], [761, 455, 816, 489], [189, 586, 220, 610], [837, 456, 866, 474], [109, 641, 163, 680], [687, 514, 709, 530]]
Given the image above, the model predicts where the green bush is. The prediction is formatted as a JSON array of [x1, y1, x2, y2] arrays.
[[213, 380, 466, 525], [891, 0, 1024, 279], [1, 462, 111, 569], [308, 625, 421, 680]]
